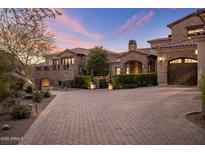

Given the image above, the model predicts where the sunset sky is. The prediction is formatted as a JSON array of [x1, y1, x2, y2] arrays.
[[47, 8, 198, 52]]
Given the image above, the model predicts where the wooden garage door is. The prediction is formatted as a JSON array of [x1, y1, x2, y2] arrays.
[[168, 58, 197, 85]]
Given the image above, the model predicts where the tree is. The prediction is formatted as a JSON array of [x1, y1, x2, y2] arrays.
[[86, 47, 109, 76], [0, 9, 61, 88]]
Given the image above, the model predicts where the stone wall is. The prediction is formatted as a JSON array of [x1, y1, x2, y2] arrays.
[[171, 16, 203, 41]]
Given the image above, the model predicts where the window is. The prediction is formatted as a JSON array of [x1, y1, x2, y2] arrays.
[[187, 27, 204, 39], [53, 59, 59, 65], [185, 58, 197, 63], [62, 57, 74, 65], [115, 67, 121, 75], [36, 67, 42, 71], [71, 58, 75, 64], [169, 59, 182, 64], [53, 59, 59, 70], [44, 66, 49, 71]]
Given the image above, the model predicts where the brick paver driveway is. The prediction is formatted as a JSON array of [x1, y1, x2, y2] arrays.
[[20, 86, 205, 144]]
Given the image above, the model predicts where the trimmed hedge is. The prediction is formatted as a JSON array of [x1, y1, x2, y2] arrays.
[[74, 76, 92, 89], [112, 73, 157, 89]]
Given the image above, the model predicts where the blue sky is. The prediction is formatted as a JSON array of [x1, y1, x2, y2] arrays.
[[47, 8, 198, 52]]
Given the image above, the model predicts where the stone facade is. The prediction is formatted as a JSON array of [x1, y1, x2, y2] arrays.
[[148, 10, 205, 85], [31, 43, 156, 89], [31, 48, 87, 89], [31, 9, 205, 88]]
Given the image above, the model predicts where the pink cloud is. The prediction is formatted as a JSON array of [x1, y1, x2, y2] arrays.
[[118, 10, 154, 35], [48, 9, 102, 41], [46, 9, 103, 51], [48, 27, 96, 51]]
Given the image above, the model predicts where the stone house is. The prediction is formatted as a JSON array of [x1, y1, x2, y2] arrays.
[[31, 48, 89, 89], [31, 41, 157, 89], [31, 9, 205, 89], [148, 10, 205, 86]]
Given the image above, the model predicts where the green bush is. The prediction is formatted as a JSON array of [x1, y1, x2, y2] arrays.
[[32, 92, 43, 103], [42, 91, 51, 98], [0, 81, 11, 101], [112, 73, 157, 89], [11, 104, 32, 119], [25, 85, 33, 93], [2, 97, 18, 109], [74, 75, 92, 89], [24, 94, 33, 100]]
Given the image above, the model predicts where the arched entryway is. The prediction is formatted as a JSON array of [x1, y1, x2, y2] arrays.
[[41, 78, 50, 89], [168, 58, 197, 85], [125, 60, 142, 74]]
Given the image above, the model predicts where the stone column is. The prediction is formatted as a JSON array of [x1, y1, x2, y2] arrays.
[[193, 34, 205, 87], [157, 52, 167, 85]]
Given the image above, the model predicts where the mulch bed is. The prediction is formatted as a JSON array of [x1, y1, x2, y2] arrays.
[[0, 95, 56, 145], [186, 112, 205, 129]]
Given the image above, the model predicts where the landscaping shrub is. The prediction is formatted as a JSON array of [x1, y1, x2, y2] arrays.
[[0, 81, 11, 101], [2, 97, 18, 109], [42, 91, 51, 98], [25, 85, 33, 93], [11, 104, 32, 119], [15, 90, 27, 99], [24, 94, 33, 100], [32, 91, 43, 103], [74, 75, 91, 89], [112, 73, 157, 89]]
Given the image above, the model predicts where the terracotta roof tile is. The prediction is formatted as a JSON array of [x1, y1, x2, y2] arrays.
[[154, 39, 197, 49], [147, 37, 171, 42]]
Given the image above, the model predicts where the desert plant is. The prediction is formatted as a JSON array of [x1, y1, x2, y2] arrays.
[[25, 85, 33, 93], [42, 91, 51, 98], [0, 81, 11, 101], [2, 97, 19, 109], [11, 104, 32, 119], [32, 91, 43, 103]]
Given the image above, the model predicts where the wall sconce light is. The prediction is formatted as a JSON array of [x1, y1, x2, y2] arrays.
[[195, 49, 198, 55], [159, 56, 165, 62]]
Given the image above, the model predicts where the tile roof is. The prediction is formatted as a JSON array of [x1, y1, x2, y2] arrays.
[[147, 37, 171, 42], [154, 39, 197, 49]]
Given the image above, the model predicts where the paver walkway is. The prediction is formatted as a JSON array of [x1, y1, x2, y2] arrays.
[[20, 86, 205, 144]]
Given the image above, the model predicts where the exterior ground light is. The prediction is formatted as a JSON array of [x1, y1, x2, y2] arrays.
[[90, 82, 96, 90], [108, 83, 113, 90]]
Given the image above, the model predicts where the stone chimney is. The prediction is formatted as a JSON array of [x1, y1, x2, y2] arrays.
[[128, 40, 137, 51]]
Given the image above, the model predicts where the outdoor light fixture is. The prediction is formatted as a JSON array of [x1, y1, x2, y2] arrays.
[[90, 82, 96, 90], [159, 56, 164, 62], [195, 49, 198, 55], [108, 83, 113, 90]]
